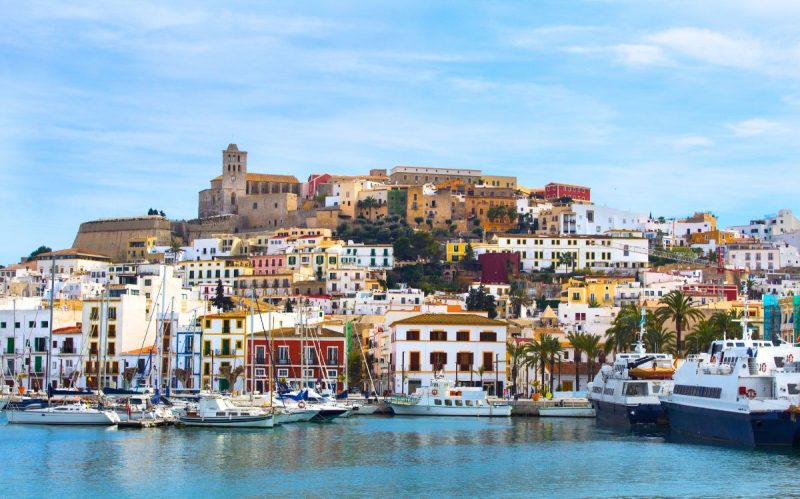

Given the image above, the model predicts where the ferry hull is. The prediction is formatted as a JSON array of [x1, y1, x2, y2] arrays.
[[662, 402, 800, 447], [389, 403, 512, 417], [592, 400, 665, 426]]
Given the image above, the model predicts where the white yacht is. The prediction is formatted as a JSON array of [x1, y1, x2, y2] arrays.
[[6, 402, 120, 426], [178, 395, 274, 428], [662, 291, 800, 447], [588, 309, 674, 426], [388, 375, 511, 417], [108, 395, 175, 423]]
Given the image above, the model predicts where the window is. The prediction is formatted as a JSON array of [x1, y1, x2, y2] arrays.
[[277, 369, 289, 378], [479, 332, 497, 342], [429, 330, 447, 341], [204, 341, 211, 355], [327, 369, 337, 378], [108, 307, 117, 320], [236, 320, 243, 329], [409, 352, 421, 371], [405, 330, 420, 341], [108, 324, 116, 338], [430, 351, 447, 369], [456, 331, 469, 341], [204, 363, 210, 375], [482, 352, 493, 371], [40, 321, 48, 328]]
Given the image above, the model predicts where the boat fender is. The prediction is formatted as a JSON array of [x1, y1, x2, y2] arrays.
[[710, 355, 716, 363], [431, 389, 438, 396], [747, 389, 756, 399], [788, 354, 795, 363], [759, 363, 767, 373], [298, 401, 306, 409]]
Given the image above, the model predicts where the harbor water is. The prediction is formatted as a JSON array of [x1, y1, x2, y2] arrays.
[[2, 414, 799, 497]]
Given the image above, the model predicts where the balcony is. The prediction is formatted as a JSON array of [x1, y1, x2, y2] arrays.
[[458, 364, 471, 372], [276, 358, 290, 365], [326, 358, 339, 366], [60, 347, 76, 354], [304, 357, 317, 365], [255, 356, 267, 365]]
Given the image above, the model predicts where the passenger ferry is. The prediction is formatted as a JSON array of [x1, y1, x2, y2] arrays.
[[388, 374, 511, 417], [588, 309, 675, 426], [662, 291, 800, 447]]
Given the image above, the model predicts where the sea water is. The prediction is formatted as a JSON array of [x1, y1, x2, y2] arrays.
[[1, 414, 798, 497]]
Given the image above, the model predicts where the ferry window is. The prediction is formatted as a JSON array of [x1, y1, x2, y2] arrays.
[[434, 399, 442, 405], [466, 400, 473, 406], [455, 400, 463, 406], [735, 342, 745, 347], [476, 400, 483, 406], [217, 412, 226, 416], [624, 383, 648, 396], [445, 400, 453, 406]]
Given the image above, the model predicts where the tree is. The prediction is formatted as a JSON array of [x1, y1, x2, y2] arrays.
[[464, 243, 476, 268], [347, 349, 362, 387], [509, 281, 531, 318], [655, 290, 704, 355], [566, 331, 588, 392], [604, 305, 640, 353], [506, 341, 527, 397], [466, 285, 498, 319], [28, 245, 52, 259], [544, 334, 564, 393], [684, 319, 718, 354], [710, 310, 740, 340], [644, 327, 676, 355], [558, 252, 577, 272], [159, 210, 166, 217], [582, 334, 603, 384], [414, 216, 424, 226], [211, 279, 234, 312]]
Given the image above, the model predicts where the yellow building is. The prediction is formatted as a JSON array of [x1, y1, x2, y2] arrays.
[[446, 241, 496, 263], [200, 311, 249, 392], [560, 276, 634, 306], [689, 229, 739, 246]]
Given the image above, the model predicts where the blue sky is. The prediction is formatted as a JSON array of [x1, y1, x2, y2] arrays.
[[2, 0, 800, 263]]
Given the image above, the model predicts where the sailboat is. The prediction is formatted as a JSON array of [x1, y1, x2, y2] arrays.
[[7, 401, 120, 425]]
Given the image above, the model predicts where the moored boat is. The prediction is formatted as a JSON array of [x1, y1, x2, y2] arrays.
[[388, 374, 511, 417], [6, 402, 120, 425], [538, 398, 596, 418], [178, 395, 274, 428]]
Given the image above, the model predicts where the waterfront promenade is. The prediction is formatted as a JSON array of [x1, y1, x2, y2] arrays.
[[2, 414, 798, 498]]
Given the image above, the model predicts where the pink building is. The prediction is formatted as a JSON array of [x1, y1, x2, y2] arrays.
[[250, 255, 286, 275], [304, 173, 332, 199]]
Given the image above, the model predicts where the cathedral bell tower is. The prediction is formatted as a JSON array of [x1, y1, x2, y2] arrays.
[[221, 143, 247, 215]]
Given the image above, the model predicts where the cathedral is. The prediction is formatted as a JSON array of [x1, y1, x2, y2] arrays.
[[198, 144, 301, 220]]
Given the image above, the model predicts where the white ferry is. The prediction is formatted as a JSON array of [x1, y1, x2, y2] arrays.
[[662, 292, 800, 447], [388, 374, 511, 417], [588, 309, 674, 426]]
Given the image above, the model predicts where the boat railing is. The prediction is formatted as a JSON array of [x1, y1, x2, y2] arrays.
[[388, 394, 419, 406]]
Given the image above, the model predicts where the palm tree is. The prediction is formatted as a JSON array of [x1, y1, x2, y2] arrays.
[[582, 334, 603, 384], [710, 310, 740, 340], [566, 331, 587, 392], [685, 319, 718, 354], [655, 290, 704, 355], [506, 341, 527, 397], [644, 327, 676, 355], [544, 335, 564, 393], [604, 305, 640, 353], [522, 345, 542, 389], [527, 335, 552, 390]]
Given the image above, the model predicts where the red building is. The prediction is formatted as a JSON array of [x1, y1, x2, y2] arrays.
[[250, 255, 286, 275], [305, 173, 332, 199], [479, 252, 520, 284], [544, 182, 591, 202], [246, 326, 346, 393], [681, 283, 738, 303]]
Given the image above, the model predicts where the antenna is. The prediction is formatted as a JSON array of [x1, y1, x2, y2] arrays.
[[739, 276, 752, 341], [634, 307, 646, 354]]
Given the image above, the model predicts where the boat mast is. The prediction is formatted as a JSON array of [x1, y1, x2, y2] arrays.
[[740, 277, 751, 341], [249, 288, 255, 401], [46, 259, 55, 394], [634, 307, 646, 354]]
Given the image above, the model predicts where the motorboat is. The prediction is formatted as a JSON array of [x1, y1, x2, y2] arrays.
[[6, 402, 120, 425], [107, 395, 175, 423], [280, 390, 350, 421], [388, 374, 512, 417], [538, 397, 596, 418], [178, 395, 274, 428], [662, 291, 800, 446], [588, 309, 674, 426]]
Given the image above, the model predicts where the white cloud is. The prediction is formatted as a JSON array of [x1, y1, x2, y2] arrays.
[[565, 43, 667, 66], [646, 27, 764, 69], [674, 136, 714, 148], [727, 118, 785, 137]]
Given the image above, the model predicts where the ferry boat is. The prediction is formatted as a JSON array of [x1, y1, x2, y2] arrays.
[[538, 397, 596, 418], [6, 402, 120, 426], [178, 395, 274, 428], [661, 290, 800, 447], [588, 309, 675, 426], [388, 374, 512, 417]]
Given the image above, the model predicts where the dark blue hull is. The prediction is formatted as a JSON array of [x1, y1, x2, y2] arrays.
[[663, 401, 800, 447], [593, 399, 666, 426]]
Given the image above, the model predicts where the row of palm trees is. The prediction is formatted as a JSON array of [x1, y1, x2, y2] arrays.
[[506, 330, 604, 397], [605, 290, 742, 357]]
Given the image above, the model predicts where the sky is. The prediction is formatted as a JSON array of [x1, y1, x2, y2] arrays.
[[2, 0, 800, 264]]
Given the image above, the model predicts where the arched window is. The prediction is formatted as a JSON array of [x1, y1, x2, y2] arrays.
[[230, 192, 236, 206]]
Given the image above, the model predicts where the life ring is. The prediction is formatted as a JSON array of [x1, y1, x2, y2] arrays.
[[431, 389, 438, 396], [297, 401, 306, 409], [747, 389, 756, 399], [788, 354, 795, 363], [759, 363, 767, 373]]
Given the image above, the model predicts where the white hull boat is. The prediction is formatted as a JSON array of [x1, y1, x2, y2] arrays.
[[388, 374, 512, 417], [178, 395, 274, 428], [274, 407, 319, 424], [347, 403, 378, 415], [6, 403, 120, 425], [538, 398, 596, 418]]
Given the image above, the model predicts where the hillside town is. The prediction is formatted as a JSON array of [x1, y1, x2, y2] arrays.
[[2, 143, 799, 399]]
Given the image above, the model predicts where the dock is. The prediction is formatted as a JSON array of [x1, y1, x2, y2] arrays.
[[117, 419, 173, 429]]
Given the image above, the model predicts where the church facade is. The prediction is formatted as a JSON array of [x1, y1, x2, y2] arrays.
[[198, 144, 302, 223]]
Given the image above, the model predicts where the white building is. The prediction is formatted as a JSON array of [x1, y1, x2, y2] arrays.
[[557, 205, 647, 236], [389, 313, 508, 395], [725, 242, 800, 272], [33, 249, 112, 277], [494, 233, 649, 274], [729, 209, 800, 240], [341, 243, 394, 270], [557, 303, 618, 338]]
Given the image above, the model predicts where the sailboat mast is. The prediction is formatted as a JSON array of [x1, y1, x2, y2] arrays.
[[249, 288, 255, 400], [46, 260, 55, 393]]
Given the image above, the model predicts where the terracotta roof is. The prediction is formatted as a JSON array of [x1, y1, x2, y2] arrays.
[[391, 313, 506, 327], [35, 248, 111, 260], [53, 326, 81, 335], [254, 326, 343, 339], [121, 345, 158, 356]]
